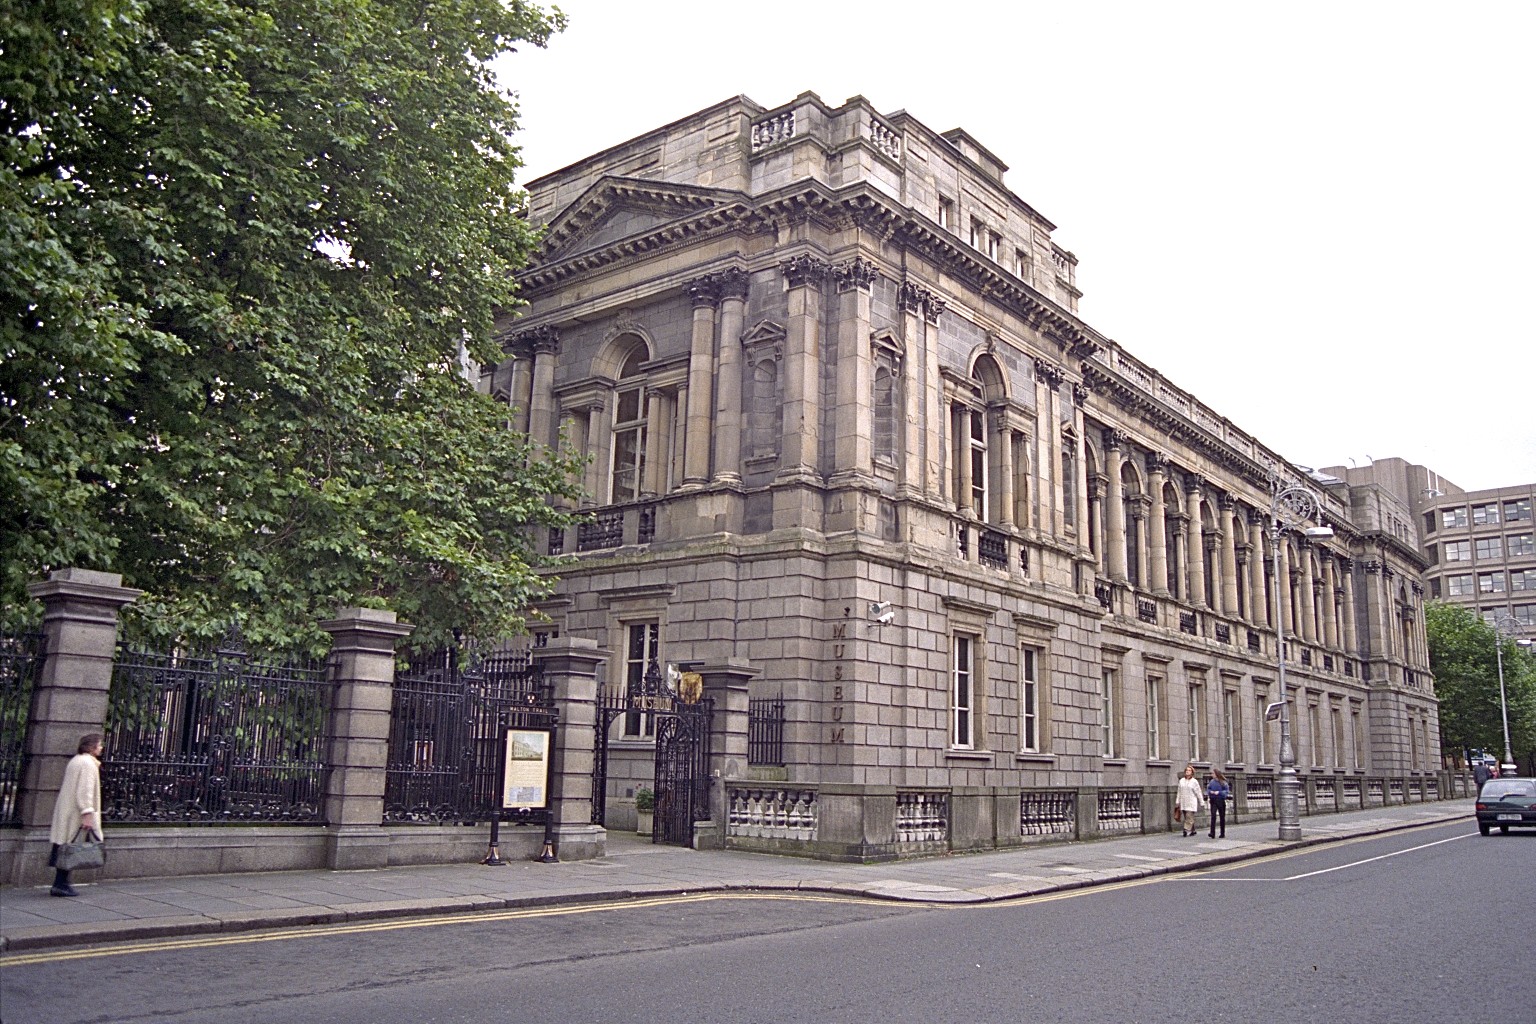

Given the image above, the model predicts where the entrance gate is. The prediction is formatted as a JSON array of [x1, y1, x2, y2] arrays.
[[592, 672, 712, 846]]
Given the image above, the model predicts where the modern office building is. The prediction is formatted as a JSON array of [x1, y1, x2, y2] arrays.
[[1318, 458, 1535, 630], [489, 93, 1440, 858]]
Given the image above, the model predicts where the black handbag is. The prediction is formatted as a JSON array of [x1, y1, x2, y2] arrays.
[[56, 828, 105, 871]]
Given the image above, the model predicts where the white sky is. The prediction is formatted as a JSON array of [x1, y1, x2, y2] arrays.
[[497, 0, 1534, 493]]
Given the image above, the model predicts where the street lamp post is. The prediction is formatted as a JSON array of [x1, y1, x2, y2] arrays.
[[1490, 613, 1522, 774], [1269, 473, 1333, 842]]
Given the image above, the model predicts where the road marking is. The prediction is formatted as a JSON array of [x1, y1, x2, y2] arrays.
[[1114, 854, 1165, 862], [1281, 831, 1471, 880]]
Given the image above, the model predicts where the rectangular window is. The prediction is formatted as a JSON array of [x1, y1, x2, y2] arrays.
[[1475, 537, 1503, 560], [1330, 703, 1345, 769], [1512, 604, 1536, 627], [1472, 503, 1501, 526], [953, 635, 976, 749], [1442, 508, 1468, 529], [1187, 682, 1204, 763], [1508, 533, 1535, 556], [1505, 498, 1533, 523], [623, 622, 660, 738], [1430, 579, 1442, 599], [1511, 569, 1536, 592], [987, 231, 1001, 261], [1146, 675, 1164, 760], [938, 196, 953, 230], [1021, 646, 1042, 752], [969, 411, 988, 519], [1015, 247, 1031, 280], [1223, 689, 1241, 764], [1479, 572, 1506, 593], [610, 386, 647, 503], [1423, 511, 1437, 535], [1100, 666, 1118, 758], [1447, 573, 1474, 596], [1308, 702, 1323, 766], [1444, 540, 1471, 562], [968, 217, 984, 249], [1256, 691, 1272, 765], [1351, 703, 1365, 768]]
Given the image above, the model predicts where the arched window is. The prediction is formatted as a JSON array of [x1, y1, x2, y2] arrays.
[[610, 341, 648, 503], [1122, 461, 1143, 588]]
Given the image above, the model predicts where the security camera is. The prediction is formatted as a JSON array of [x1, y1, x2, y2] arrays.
[[869, 601, 895, 625]]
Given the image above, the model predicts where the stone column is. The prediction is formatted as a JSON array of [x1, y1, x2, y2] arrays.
[[1300, 543, 1318, 644], [1278, 541, 1295, 638], [779, 254, 829, 480], [1219, 495, 1240, 617], [955, 404, 973, 515], [713, 269, 749, 485], [1149, 455, 1170, 597], [1105, 430, 1127, 582], [584, 398, 611, 504], [534, 636, 607, 861], [1341, 559, 1359, 653], [14, 569, 140, 883], [643, 384, 667, 498], [1186, 479, 1207, 608], [897, 283, 927, 499], [920, 291, 948, 498], [1088, 475, 1106, 573], [1248, 510, 1269, 627], [1072, 397, 1091, 544], [696, 659, 760, 850], [997, 420, 1016, 528], [527, 328, 559, 449], [831, 258, 877, 482], [682, 275, 720, 487], [1171, 514, 1188, 602], [1131, 498, 1151, 587], [1322, 554, 1340, 649], [1036, 360, 1065, 536], [508, 342, 534, 436], [319, 608, 415, 870]]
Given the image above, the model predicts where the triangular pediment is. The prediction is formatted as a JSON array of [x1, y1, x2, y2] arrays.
[[538, 176, 744, 262], [740, 319, 787, 346]]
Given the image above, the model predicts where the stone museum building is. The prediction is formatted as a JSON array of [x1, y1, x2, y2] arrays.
[[489, 92, 1441, 859]]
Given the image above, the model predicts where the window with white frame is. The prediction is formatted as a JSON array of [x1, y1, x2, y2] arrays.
[[968, 217, 983, 249], [1100, 665, 1119, 758], [986, 231, 1001, 261], [610, 347, 649, 503], [1015, 247, 1031, 281], [1444, 540, 1471, 561], [1146, 674, 1164, 760], [1511, 569, 1536, 592], [1187, 681, 1204, 762], [938, 196, 953, 230], [1020, 645, 1044, 752], [968, 410, 988, 516], [953, 634, 979, 749], [623, 621, 660, 738], [1510, 604, 1535, 626], [1223, 689, 1241, 764]]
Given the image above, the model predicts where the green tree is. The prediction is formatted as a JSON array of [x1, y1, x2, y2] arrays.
[[1425, 602, 1536, 764], [1, 0, 580, 651]]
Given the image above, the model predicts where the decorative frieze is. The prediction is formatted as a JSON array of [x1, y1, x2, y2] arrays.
[[750, 110, 796, 153]]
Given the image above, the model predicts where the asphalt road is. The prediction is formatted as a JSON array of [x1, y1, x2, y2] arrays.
[[2, 821, 1529, 1024]]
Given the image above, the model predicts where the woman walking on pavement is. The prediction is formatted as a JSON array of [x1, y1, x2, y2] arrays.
[[1206, 767, 1231, 838], [48, 733, 104, 897], [1175, 763, 1204, 837]]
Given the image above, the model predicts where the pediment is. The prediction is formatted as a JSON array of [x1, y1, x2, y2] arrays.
[[740, 319, 787, 346], [538, 176, 744, 262]]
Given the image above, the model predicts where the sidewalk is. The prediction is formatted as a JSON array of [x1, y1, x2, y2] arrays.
[[0, 801, 1472, 953]]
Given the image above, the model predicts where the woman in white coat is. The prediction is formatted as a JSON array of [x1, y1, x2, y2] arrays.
[[1175, 763, 1204, 837], [48, 733, 103, 897]]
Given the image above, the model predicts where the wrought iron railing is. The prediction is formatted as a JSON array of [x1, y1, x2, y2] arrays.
[[103, 632, 330, 823], [1096, 789, 1142, 833], [385, 646, 552, 825], [0, 626, 45, 826], [748, 696, 785, 766], [1020, 790, 1075, 837], [896, 791, 948, 843]]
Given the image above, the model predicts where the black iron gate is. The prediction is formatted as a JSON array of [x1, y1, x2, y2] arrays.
[[592, 671, 712, 846]]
